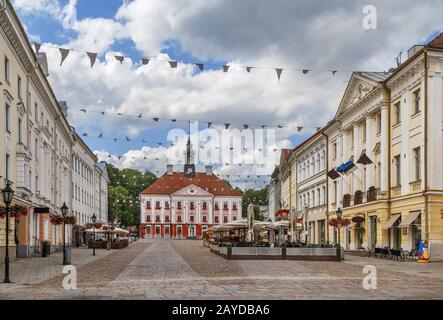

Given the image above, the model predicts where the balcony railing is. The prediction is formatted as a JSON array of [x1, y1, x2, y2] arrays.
[[410, 181, 422, 193], [391, 186, 401, 197]]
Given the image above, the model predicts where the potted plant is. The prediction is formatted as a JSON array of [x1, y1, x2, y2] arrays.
[[42, 240, 51, 257]]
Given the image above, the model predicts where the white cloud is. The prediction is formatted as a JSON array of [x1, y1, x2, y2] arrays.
[[20, 0, 443, 186]]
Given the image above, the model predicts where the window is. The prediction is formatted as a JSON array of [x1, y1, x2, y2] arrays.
[[413, 89, 421, 114], [165, 201, 170, 209], [223, 202, 228, 210], [177, 215, 182, 223], [18, 76, 22, 99], [5, 153, 10, 180], [223, 216, 228, 223], [190, 202, 195, 210], [333, 181, 337, 204], [146, 215, 151, 222], [394, 102, 401, 124], [146, 201, 151, 209], [165, 215, 170, 222], [214, 203, 219, 210], [155, 215, 160, 222], [332, 142, 337, 160], [155, 201, 160, 209], [413, 147, 421, 181], [5, 102, 11, 133], [232, 203, 237, 210], [18, 118, 23, 143], [376, 113, 381, 134], [362, 122, 366, 142], [177, 201, 182, 210], [394, 155, 401, 187], [4, 56, 9, 82], [190, 215, 195, 222], [202, 216, 207, 223], [214, 216, 219, 223], [202, 201, 207, 210]]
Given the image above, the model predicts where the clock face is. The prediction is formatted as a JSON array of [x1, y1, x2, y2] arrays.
[[184, 164, 196, 178]]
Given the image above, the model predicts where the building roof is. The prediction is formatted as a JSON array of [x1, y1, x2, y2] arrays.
[[428, 32, 443, 49], [281, 149, 293, 161], [140, 172, 243, 197]]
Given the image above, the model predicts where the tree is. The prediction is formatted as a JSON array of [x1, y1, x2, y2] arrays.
[[241, 186, 269, 220], [106, 163, 157, 227]]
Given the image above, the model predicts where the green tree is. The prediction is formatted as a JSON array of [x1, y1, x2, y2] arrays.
[[241, 186, 269, 220], [106, 164, 157, 227]]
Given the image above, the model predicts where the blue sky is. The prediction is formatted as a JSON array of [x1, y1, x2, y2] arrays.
[[12, 0, 443, 184]]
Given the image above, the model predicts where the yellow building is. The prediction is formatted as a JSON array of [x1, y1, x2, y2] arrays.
[[326, 33, 443, 260]]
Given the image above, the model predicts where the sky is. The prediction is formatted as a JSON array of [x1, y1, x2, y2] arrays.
[[11, 0, 443, 189]]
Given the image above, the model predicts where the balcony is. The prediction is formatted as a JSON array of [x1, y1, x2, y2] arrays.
[[410, 181, 422, 193]]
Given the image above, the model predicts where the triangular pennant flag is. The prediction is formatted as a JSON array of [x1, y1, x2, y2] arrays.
[[225, 123, 230, 129], [169, 61, 178, 68], [275, 68, 283, 83], [114, 139, 118, 143], [297, 127, 303, 132], [142, 58, 150, 65], [243, 124, 249, 129], [59, 48, 70, 66], [80, 108, 87, 113], [261, 125, 266, 129], [302, 69, 309, 75], [196, 63, 204, 71], [125, 136, 130, 141], [153, 118, 159, 122], [142, 139, 146, 143], [115, 56, 124, 64], [82, 133, 88, 137], [246, 67, 253, 73], [98, 133, 103, 138], [332, 70, 338, 76], [87, 52, 97, 68], [171, 119, 177, 122], [207, 122, 212, 128], [137, 114, 142, 118], [34, 42, 41, 54], [223, 65, 229, 72], [316, 127, 321, 132]]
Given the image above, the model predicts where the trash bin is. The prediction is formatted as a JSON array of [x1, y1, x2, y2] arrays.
[[63, 248, 72, 265]]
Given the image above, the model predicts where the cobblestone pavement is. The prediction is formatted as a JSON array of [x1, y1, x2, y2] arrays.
[[0, 239, 442, 300]]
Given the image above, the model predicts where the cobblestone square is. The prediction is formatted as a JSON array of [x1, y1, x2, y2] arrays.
[[1, 240, 442, 300]]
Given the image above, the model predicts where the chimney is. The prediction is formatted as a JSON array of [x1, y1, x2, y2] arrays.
[[166, 164, 173, 175], [205, 165, 213, 176], [59, 101, 68, 118], [37, 52, 49, 77], [407, 45, 425, 59]]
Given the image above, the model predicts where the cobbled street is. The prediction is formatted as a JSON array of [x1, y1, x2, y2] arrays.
[[1, 239, 442, 300]]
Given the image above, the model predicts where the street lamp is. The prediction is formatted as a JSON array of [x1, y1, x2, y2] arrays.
[[2, 180, 14, 283], [61, 202, 70, 265], [336, 207, 342, 247], [91, 214, 97, 256]]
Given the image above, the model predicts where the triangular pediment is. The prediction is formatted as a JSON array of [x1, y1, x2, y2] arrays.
[[171, 184, 213, 197], [334, 72, 381, 118]]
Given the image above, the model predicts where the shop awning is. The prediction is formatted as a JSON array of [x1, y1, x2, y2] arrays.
[[383, 214, 401, 229], [399, 211, 421, 228]]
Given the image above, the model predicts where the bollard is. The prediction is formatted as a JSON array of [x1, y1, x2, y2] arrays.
[[227, 246, 232, 260]]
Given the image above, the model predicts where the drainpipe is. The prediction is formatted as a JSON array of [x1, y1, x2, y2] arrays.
[[423, 49, 430, 242]]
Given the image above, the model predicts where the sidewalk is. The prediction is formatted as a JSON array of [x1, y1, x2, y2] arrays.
[[344, 254, 443, 281], [0, 246, 115, 288]]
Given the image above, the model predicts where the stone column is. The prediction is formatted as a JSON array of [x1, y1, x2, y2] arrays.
[[401, 91, 411, 195], [365, 114, 374, 190], [342, 130, 350, 196], [353, 123, 361, 191], [380, 104, 389, 193]]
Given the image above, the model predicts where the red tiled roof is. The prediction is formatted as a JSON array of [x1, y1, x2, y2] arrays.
[[140, 172, 243, 197], [428, 32, 443, 49], [281, 149, 293, 161]]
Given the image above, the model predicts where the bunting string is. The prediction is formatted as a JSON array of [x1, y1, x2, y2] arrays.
[[69, 107, 322, 132], [33, 42, 384, 83]]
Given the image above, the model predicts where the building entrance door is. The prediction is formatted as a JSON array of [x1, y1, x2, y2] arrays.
[[164, 226, 170, 238], [155, 226, 161, 238], [176, 226, 182, 239], [368, 216, 377, 250]]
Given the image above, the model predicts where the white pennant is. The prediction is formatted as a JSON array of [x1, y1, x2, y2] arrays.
[[87, 52, 97, 68], [59, 48, 70, 66]]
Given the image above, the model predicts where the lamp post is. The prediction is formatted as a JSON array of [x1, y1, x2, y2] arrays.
[[91, 214, 97, 256], [2, 180, 14, 283], [61, 202, 70, 265], [336, 207, 342, 247]]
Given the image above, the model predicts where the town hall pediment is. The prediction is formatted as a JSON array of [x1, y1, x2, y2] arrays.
[[172, 184, 213, 197]]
